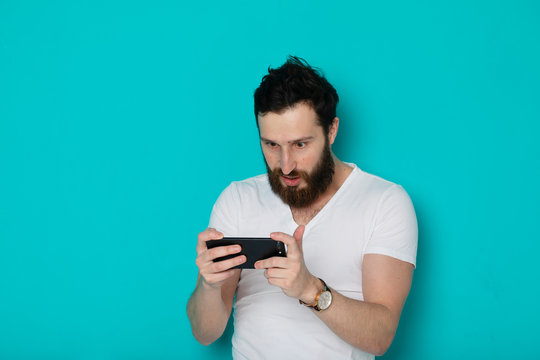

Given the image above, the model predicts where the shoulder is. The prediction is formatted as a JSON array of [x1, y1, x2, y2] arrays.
[[216, 173, 275, 206], [209, 174, 274, 232], [339, 165, 416, 224], [231, 173, 270, 192], [223, 174, 270, 197], [348, 166, 418, 266], [346, 164, 410, 202]]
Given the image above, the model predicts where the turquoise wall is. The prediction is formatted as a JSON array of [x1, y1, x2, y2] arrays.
[[1, 1, 539, 359]]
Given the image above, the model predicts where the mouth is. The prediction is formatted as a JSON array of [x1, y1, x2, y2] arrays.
[[281, 175, 301, 187]]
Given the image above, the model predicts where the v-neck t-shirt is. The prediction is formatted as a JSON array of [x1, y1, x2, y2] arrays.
[[208, 163, 418, 360]]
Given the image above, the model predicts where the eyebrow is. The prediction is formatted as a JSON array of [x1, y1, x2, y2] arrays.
[[260, 136, 315, 144]]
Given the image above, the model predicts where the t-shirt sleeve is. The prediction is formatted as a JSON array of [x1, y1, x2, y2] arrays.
[[364, 184, 418, 267], [208, 182, 240, 236]]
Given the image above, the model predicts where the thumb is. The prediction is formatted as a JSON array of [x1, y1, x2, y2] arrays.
[[293, 225, 305, 252]]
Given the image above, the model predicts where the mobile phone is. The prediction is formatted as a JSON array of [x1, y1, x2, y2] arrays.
[[206, 237, 286, 269]]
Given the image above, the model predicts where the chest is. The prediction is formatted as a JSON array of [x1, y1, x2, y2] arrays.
[[291, 207, 322, 226]]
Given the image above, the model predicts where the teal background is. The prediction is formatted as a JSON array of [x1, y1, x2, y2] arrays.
[[1, 1, 539, 359]]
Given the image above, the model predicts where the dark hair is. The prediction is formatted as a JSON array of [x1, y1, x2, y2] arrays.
[[253, 56, 339, 135]]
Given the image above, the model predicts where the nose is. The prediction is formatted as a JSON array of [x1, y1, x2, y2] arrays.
[[280, 148, 296, 175]]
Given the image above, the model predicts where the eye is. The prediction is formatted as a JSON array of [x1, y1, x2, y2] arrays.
[[265, 141, 279, 149], [295, 142, 307, 149]]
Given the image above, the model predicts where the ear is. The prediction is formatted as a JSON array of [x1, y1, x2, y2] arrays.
[[328, 117, 339, 145]]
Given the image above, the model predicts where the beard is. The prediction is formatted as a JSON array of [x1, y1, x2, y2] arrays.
[[266, 140, 335, 208]]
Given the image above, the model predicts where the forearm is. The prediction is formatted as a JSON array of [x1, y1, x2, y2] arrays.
[[187, 278, 231, 345], [314, 289, 397, 356]]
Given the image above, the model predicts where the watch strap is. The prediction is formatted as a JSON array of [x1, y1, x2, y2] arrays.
[[299, 278, 329, 309]]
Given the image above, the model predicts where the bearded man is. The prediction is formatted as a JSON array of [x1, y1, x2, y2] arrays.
[[187, 56, 418, 359]]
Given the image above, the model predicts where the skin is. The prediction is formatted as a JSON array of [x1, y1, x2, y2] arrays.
[[187, 102, 414, 355], [186, 228, 245, 345]]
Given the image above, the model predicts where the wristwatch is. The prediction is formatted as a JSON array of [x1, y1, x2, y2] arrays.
[[299, 278, 332, 311]]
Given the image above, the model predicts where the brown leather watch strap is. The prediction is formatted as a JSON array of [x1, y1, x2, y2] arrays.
[[299, 278, 328, 308]]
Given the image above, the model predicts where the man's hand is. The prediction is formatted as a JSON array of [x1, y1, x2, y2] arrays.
[[188, 228, 244, 346], [254, 225, 319, 303], [195, 228, 246, 290]]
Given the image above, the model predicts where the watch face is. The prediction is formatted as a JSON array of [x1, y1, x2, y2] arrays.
[[318, 291, 332, 310]]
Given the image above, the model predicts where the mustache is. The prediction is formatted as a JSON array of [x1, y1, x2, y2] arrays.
[[272, 168, 309, 180]]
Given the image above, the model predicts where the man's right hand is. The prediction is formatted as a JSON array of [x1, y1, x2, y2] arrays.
[[195, 228, 246, 289]]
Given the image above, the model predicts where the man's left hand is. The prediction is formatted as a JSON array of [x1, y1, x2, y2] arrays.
[[254, 225, 319, 303]]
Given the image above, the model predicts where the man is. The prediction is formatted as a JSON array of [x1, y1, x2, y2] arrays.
[[187, 56, 417, 359]]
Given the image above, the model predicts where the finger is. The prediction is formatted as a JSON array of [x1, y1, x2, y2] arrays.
[[293, 225, 305, 252], [254, 256, 289, 270], [270, 232, 300, 257], [205, 244, 243, 262], [202, 268, 239, 285], [264, 268, 290, 279], [196, 245, 242, 269], [196, 228, 224, 253], [198, 228, 224, 241], [210, 254, 247, 272]]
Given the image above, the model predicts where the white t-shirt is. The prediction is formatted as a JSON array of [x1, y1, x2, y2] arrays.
[[208, 164, 417, 360]]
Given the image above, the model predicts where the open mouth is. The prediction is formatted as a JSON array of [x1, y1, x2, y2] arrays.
[[281, 175, 301, 187]]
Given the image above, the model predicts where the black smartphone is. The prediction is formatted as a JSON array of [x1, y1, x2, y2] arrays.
[[206, 237, 286, 269]]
